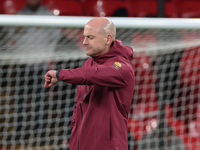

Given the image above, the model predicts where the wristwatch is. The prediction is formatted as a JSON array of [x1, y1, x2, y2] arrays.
[[56, 69, 61, 80]]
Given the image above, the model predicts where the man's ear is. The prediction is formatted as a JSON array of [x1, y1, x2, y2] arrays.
[[106, 34, 113, 45]]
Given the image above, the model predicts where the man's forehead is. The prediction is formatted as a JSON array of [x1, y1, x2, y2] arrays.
[[84, 24, 94, 30], [83, 24, 100, 35]]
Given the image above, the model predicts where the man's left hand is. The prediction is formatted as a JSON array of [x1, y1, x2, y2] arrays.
[[44, 70, 58, 88]]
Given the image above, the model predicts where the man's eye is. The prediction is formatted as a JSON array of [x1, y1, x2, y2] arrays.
[[88, 37, 94, 39]]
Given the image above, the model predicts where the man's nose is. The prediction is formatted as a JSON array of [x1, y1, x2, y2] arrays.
[[83, 37, 88, 45]]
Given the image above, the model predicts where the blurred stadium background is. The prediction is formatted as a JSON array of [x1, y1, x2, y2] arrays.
[[0, 0, 200, 150]]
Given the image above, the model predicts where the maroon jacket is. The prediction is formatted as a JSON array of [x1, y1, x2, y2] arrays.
[[57, 40, 135, 150]]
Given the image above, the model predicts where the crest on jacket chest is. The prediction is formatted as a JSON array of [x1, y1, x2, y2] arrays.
[[113, 62, 122, 70]]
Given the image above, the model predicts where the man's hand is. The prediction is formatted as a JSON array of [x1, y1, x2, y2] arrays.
[[44, 70, 59, 88]]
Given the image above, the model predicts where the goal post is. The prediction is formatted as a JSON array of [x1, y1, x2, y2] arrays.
[[0, 15, 200, 150]]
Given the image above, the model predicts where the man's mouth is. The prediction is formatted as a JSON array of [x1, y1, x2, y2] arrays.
[[85, 47, 90, 51]]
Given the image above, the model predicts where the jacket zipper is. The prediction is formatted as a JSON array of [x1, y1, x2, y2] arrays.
[[78, 85, 87, 150]]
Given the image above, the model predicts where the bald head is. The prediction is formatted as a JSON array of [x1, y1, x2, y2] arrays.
[[83, 17, 116, 57], [86, 17, 116, 40]]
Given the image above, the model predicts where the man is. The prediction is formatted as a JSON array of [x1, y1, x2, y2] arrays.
[[44, 17, 135, 150], [17, 0, 52, 15]]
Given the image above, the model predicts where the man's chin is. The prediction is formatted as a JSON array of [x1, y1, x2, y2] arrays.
[[85, 51, 91, 56]]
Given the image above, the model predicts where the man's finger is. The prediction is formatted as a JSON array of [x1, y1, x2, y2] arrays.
[[45, 72, 50, 78], [45, 77, 51, 82], [44, 81, 51, 88], [48, 83, 53, 87], [44, 81, 48, 88]]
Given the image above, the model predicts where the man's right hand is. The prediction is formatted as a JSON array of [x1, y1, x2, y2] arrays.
[[44, 70, 58, 88]]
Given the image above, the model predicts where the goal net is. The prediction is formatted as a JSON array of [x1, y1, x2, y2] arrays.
[[0, 15, 200, 150]]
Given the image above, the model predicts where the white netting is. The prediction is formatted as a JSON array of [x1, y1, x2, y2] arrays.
[[0, 16, 200, 150]]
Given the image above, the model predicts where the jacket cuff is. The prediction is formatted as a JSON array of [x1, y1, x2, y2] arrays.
[[56, 69, 61, 80]]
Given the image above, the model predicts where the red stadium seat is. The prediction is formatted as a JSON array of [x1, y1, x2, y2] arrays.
[[181, 102, 200, 148], [125, 0, 157, 2], [42, 0, 49, 5], [129, 52, 158, 141], [131, 51, 157, 87], [165, 1, 178, 18], [131, 52, 156, 85], [128, 102, 186, 143], [0, 0, 5, 14], [179, 31, 200, 89], [174, 46, 200, 132], [175, 46, 200, 131], [184, 105, 200, 149], [45, 0, 82, 16], [127, 0, 158, 17], [174, 89, 199, 134], [127, 0, 178, 18], [82, 0, 128, 17], [188, 104, 200, 137], [42, 0, 78, 5], [179, 1, 200, 18], [132, 33, 157, 48], [183, 136, 200, 150], [128, 101, 158, 141], [3, 0, 26, 14], [165, 104, 185, 136], [180, 47, 200, 87], [129, 51, 159, 141], [80, 0, 125, 3], [131, 34, 157, 85], [79, 0, 94, 3], [127, 0, 178, 17]]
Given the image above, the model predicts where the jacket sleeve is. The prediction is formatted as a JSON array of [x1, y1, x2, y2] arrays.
[[57, 60, 133, 87]]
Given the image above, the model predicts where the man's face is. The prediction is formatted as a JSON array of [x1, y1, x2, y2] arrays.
[[83, 24, 108, 57]]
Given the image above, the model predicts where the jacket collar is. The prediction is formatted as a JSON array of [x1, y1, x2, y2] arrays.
[[93, 40, 133, 64]]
